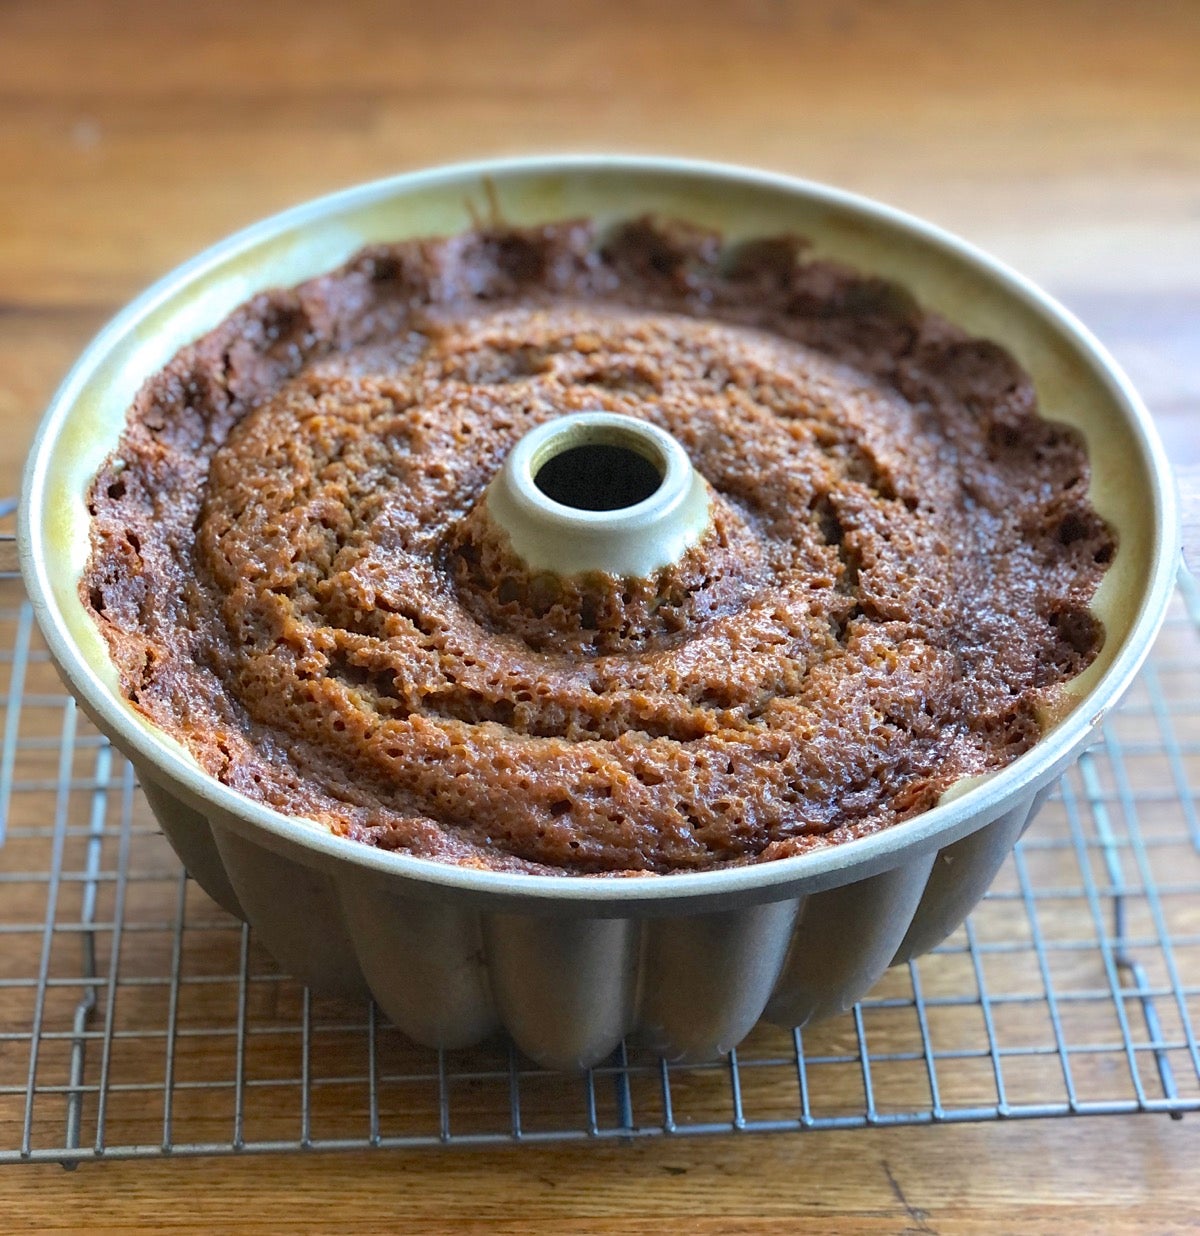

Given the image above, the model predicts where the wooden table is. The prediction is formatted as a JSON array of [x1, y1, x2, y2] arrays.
[[2, 1, 1198, 1230]]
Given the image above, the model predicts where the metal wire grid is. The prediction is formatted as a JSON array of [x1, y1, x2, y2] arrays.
[[0, 555, 1197, 1166]]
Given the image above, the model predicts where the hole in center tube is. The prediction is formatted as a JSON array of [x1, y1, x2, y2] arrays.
[[534, 443, 664, 512]]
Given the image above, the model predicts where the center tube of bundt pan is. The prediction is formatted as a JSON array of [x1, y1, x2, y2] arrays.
[[483, 412, 711, 577]]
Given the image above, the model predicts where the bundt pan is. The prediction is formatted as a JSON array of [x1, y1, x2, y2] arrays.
[[19, 158, 1179, 1069]]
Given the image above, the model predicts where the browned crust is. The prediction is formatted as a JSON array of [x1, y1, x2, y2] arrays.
[[82, 218, 1114, 874]]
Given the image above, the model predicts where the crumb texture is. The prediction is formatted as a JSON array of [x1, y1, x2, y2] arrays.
[[83, 218, 1114, 874]]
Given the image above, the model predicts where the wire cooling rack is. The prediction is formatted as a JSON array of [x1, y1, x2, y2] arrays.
[[1, 546, 1197, 1167]]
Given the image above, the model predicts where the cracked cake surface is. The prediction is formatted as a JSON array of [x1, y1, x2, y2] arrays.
[[82, 217, 1115, 874]]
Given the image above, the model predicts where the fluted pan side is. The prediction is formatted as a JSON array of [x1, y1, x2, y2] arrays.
[[139, 774, 245, 919], [764, 850, 937, 1027], [635, 900, 799, 1062], [892, 787, 1044, 965], [136, 769, 1061, 1068], [341, 881, 499, 1049], [208, 817, 370, 1000], [483, 913, 639, 1071]]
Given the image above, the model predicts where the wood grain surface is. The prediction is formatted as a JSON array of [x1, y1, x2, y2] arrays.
[[2, 0, 1199, 1231]]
